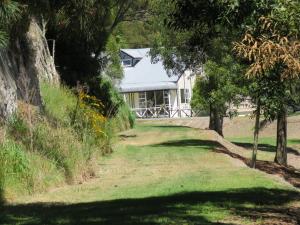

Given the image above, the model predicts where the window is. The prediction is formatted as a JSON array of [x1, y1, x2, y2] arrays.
[[180, 89, 190, 104], [146, 91, 155, 107], [122, 59, 132, 67], [163, 90, 170, 106]]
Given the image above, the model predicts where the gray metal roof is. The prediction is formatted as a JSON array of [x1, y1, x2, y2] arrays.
[[119, 48, 178, 93], [120, 48, 148, 58]]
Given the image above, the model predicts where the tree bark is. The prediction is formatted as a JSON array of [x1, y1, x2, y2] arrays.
[[251, 100, 260, 168], [209, 104, 214, 130], [209, 106, 224, 137], [275, 107, 288, 166]]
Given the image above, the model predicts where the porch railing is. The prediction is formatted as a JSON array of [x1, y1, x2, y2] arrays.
[[132, 106, 200, 119]]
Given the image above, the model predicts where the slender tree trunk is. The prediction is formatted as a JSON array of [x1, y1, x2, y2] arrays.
[[275, 107, 288, 166], [209, 104, 215, 130], [251, 100, 261, 168], [209, 106, 224, 137], [215, 113, 224, 137]]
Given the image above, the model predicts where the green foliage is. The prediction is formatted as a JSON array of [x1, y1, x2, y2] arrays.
[[269, 0, 300, 35], [44, 0, 144, 85], [1, 0, 144, 85], [249, 72, 300, 121], [103, 35, 124, 80], [88, 77, 124, 117], [0, 0, 21, 47], [191, 53, 247, 117], [115, 20, 156, 48]]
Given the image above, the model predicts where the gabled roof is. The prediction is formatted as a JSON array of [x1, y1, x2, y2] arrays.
[[120, 48, 148, 59], [119, 48, 178, 93]]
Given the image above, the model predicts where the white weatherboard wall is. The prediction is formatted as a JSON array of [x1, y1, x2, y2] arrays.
[[176, 71, 197, 117]]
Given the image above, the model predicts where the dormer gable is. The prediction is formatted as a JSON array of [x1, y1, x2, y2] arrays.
[[120, 48, 149, 67]]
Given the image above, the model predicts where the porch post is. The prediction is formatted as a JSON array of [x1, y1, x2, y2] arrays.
[[123, 94, 126, 103], [177, 89, 181, 118], [168, 90, 171, 118], [154, 91, 157, 118]]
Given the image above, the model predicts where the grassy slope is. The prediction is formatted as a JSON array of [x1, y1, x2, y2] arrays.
[[1, 123, 299, 225]]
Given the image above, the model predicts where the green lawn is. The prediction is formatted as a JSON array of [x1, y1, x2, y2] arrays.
[[1, 123, 299, 225], [228, 136, 300, 161]]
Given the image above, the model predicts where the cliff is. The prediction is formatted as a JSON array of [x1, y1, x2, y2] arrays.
[[0, 19, 59, 119]]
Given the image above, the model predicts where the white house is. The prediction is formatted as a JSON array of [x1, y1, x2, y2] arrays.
[[118, 48, 198, 118]]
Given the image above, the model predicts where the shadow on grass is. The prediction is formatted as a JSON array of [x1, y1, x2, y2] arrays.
[[214, 147, 300, 188], [151, 139, 221, 150], [289, 139, 300, 145], [232, 142, 300, 156], [0, 188, 299, 225]]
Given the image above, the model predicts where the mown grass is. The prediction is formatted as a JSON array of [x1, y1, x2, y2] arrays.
[[1, 124, 298, 225]]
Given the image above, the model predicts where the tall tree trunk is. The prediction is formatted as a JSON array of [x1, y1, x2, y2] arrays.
[[209, 104, 215, 130], [209, 106, 224, 137], [275, 107, 288, 166], [251, 100, 260, 168]]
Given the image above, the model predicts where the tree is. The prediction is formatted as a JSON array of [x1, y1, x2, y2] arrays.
[[234, 16, 300, 166], [43, 0, 140, 85], [151, 0, 300, 166], [150, 0, 255, 135], [191, 40, 247, 136], [113, 0, 154, 48], [1, 0, 146, 86]]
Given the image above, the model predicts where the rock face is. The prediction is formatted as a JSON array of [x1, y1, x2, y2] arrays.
[[0, 49, 17, 119], [0, 18, 59, 120], [25, 19, 60, 85]]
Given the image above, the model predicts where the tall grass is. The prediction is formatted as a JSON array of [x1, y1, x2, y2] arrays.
[[0, 82, 135, 201], [113, 104, 135, 131], [0, 140, 32, 197], [40, 83, 77, 125]]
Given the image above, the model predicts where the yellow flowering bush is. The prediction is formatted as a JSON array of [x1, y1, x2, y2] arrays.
[[78, 91, 107, 139]]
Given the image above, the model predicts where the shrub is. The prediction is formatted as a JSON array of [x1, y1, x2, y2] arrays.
[[113, 104, 135, 131], [88, 76, 124, 117], [71, 88, 117, 155]]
